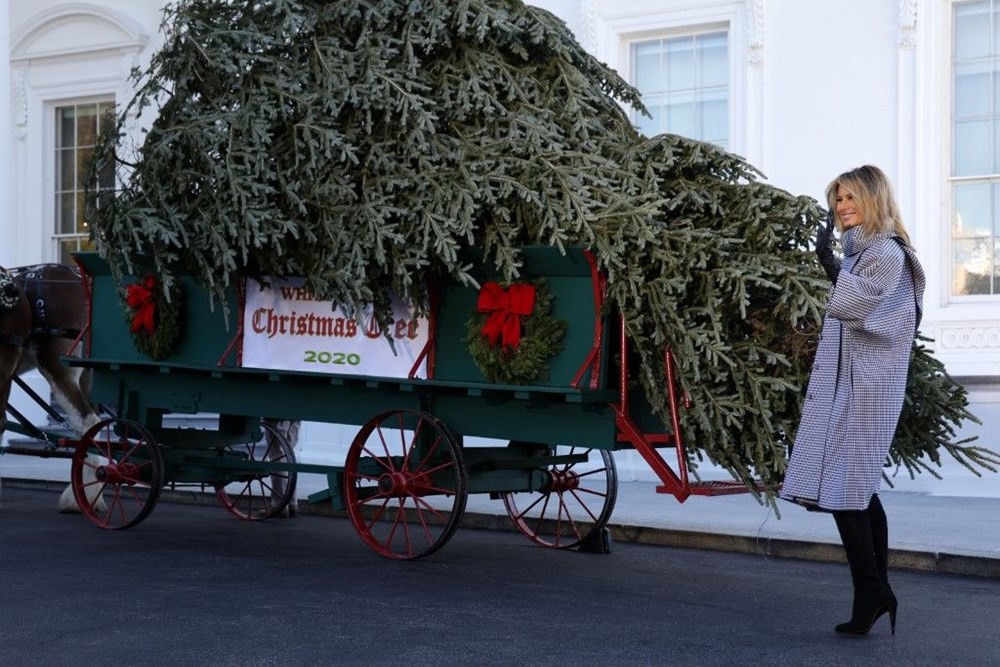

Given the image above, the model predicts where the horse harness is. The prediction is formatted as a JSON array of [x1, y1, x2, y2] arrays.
[[0, 265, 83, 348]]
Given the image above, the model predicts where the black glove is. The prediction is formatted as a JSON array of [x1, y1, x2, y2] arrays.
[[816, 210, 841, 284]]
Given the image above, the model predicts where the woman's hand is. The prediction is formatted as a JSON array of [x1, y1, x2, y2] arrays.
[[816, 210, 841, 284]]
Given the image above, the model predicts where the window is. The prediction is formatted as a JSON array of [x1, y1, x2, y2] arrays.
[[54, 100, 115, 265], [630, 29, 729, 148], [951, 0, 1000, 296]]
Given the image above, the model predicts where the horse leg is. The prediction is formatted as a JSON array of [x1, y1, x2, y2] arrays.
[[29, 338, 104, 513], [0, 350, 19, 444]]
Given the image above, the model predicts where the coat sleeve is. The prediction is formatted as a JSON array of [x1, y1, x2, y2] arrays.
[[825, 241, 905, 330]]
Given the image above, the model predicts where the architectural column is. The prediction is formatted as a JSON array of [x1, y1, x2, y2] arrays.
[[0, 0, 12, 265]]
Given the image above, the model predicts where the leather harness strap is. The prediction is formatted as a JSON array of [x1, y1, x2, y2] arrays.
[[11, 266, 83, 341]]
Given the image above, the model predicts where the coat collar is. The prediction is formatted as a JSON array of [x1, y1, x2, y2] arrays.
[[842, 227, 896, 256]]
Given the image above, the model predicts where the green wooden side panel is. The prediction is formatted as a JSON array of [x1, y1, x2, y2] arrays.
[[76, 253, 239, 368], [434, 245, 606, 389]]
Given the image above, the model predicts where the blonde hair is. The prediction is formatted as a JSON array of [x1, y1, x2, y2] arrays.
[[825, 164, 912, 247]]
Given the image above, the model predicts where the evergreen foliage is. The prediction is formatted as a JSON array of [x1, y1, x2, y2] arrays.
[[88, 0, 997, 502]]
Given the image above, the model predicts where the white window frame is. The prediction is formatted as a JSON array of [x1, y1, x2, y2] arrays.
[[626, 25, 731, 147], [51, 96, 116, 265], [946, 0, 1000, 302], [595, 1, 753, 163]]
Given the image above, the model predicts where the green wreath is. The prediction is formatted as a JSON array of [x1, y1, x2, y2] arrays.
[[465, 278, 566, 385], [124, 273, 183, 360]]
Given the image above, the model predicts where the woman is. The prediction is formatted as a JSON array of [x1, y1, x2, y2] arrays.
[[781, 165, 925, 636]]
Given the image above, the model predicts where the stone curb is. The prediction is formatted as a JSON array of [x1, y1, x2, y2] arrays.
[[6, 477, 998, 580]]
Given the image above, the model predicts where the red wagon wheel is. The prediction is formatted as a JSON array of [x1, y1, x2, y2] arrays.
[[71, 417, 164, 530], [344, 409, 468, 560], [214, 421, 297, 520], [501, 444, 617, 549]]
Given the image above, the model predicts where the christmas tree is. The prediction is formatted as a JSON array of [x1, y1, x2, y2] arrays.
[[89, 0, 998, 500]]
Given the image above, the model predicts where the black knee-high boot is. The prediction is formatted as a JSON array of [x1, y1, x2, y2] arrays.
[[867, 494, 892, 589], [832, 510, 897, 635]]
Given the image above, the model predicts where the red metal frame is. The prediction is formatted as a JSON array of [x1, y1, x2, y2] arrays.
[[570, 250, 606, 391], [408, 280, 438, 380], [218, 278, 247, 367], [610, 314, 753, 501], [71, 255, 95, 358]]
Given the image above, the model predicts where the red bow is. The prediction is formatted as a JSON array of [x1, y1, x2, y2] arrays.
[[477, 281, 535, 348], [126, 275, 157, 336]]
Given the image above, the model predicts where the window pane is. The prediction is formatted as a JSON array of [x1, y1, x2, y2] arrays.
[[76, 192, 87, 235], [99, 152, 115, 190], [58, 108, 75, 148], [76, 147, 94, 188], [665, 37, 695, 91], [99, 100, 115, 125], [995, 240, 1000, 293], [955, 0, 992, 60], [996, 2, 1000, 54], [995, 182, 1000, 235], [58, 193, 76, 234], [76, 105, 98, 146], [638, 101, 665, 135], [697, 32, 727, 88], [701, 89, 728, 145], [633, 41, 663, 93], [667, 92, 696, 138], [954, 181, 992, 236], [955, 119, 991, 175], [996, 118, 1000, 172], [56, 148, 75, 192], [955, 60, 990, 119], [954, 238, 993, 295], [996, 67, 1000, 117]]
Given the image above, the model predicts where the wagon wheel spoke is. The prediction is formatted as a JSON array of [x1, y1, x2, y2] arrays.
[[71, 417, 163, 530], [502, 444, 617, 549], [345, 409, 467, 560], [214, 421, 298, 520]]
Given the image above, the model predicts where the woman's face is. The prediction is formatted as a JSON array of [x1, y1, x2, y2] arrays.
[[835, 185, 864, 230]]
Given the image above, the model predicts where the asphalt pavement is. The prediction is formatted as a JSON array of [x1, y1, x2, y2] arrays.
[[2, 454, 998, 579]]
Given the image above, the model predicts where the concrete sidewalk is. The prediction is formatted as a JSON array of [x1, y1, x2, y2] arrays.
[[3, 454, 999, 579]]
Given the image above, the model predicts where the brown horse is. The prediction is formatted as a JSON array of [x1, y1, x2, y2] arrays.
[[0, 264, 102, 512], [0, 267, 32, 438]]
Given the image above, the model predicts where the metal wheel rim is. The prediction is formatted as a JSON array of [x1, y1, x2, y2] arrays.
[[71, 417, 164, 530], [214, 421, 298, 520], [502, 445, 617, 549], [344, 409, 468, 560]]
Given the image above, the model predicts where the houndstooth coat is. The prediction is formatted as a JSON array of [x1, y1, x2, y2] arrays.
[[780, 227, 925, 511]]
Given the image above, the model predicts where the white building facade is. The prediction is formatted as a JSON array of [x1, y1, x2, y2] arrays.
[[4, 0, 999, 496]]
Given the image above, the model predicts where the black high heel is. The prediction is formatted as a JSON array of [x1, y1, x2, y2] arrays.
[[835, 592, 897, 636]]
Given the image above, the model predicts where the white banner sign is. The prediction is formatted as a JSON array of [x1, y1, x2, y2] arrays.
[[241, 277, 429, 379]]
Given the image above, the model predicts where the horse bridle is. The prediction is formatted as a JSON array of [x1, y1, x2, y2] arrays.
[[2, 265, 83, 344], [0, 268, 28, 347]]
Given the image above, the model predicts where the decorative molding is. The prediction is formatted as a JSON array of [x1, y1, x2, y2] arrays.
[[580, 0, 599, 55], [939, 326, 1000, 349], [13, 71, 28, 141], [747, 0, 764, 66], [14, 45, 144, 68], [11, 3, 148, 60], [899, 0, 917, 48]]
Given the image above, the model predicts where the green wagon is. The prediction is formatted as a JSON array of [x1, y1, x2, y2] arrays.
[[57, 247, 754, 559]]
